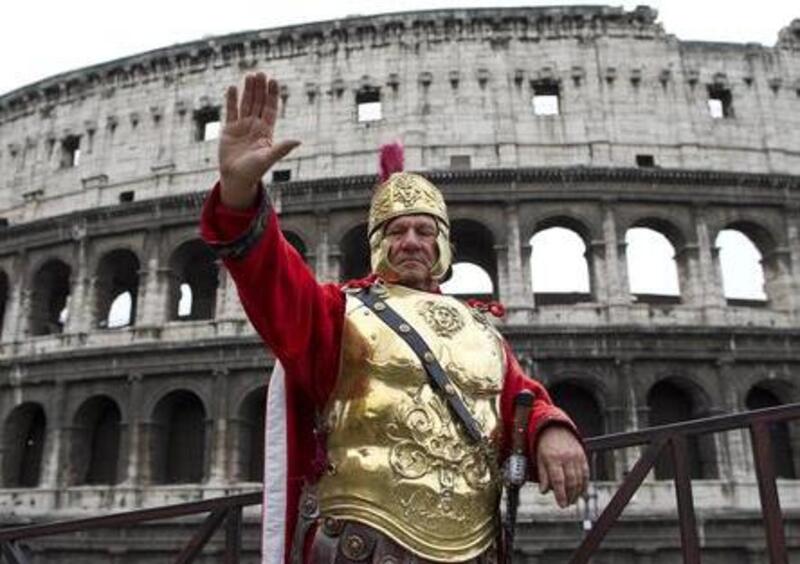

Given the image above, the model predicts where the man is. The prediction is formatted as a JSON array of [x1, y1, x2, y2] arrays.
[[200, 72, 588, 564]]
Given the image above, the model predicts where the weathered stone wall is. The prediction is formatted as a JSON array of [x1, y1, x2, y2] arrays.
[[0, 5, 799, 563], [1, 6, 799, 223]]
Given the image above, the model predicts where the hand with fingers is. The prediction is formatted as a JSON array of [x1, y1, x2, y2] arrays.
[[536, 425, 590, 508], [219, 72, 301, 210]]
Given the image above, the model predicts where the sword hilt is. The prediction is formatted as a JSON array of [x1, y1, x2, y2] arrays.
[[505, 390, 535, 486]]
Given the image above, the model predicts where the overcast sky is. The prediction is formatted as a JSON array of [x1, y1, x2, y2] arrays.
[[1, 1, 797, 96]]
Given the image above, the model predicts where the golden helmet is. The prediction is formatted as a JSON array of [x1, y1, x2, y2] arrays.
[[368, 171, 452, 280]]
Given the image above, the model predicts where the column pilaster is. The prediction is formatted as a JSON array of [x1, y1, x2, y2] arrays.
[[65, 222, 90, 334], [124, 372, 144, 490], [715, 358, 754, 480], [1, 253, 26, 342], [208, 368, 230, 484], [694, 206, 726, 323], [501, 203, 530, 320], [602, 202, 632, 321]]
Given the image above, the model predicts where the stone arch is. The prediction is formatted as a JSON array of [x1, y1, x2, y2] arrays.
[[647, 378, 716, 480], [29, 258, 71, 336], [70, 395, 122, 485], [529, 217, 592, 304], [282, 230, 308, 262], [625, 220, 682, 303], [95, 249, 140, 328], [714, 221, 774, 304], [168, 239, 219, 321], [440, 262, 494, 298], [3, 402, 46, 487], [340, 223, 370, 281], [548, 378, 612, 480], [235, 386, 267, 482], [719, 220, 778, 256], [149, 390, 207, 484], [450, 219, 498, 299], [626, 216, 687, 250], [745, 381, 798, 479]]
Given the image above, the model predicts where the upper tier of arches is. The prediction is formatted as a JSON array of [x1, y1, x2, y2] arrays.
[[1, 173, 799, 344]]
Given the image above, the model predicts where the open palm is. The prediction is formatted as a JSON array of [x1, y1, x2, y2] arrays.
[[218, 72, 299, 209]]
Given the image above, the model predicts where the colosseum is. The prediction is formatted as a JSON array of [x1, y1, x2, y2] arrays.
[[0, 4, 798, 563]]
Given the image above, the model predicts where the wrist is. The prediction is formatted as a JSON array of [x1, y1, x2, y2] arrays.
[[220, 175, 260, 210]]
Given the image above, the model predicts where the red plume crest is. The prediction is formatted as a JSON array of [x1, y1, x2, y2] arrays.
[[378, 142, 404, 184]]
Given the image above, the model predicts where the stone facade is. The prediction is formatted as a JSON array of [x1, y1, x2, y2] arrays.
[[0, 5, 799, 562]]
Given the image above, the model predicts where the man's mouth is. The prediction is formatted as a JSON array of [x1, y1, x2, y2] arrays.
[[398, 257, 427, 266]]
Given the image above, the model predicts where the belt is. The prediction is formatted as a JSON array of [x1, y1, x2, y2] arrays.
[[309, 518, 498, 564]]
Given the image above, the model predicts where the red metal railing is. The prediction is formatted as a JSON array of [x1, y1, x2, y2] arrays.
[[0, 403, 797, 563], [570, 402, 799, 564]]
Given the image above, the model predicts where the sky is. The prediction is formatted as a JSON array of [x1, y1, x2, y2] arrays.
[[1, 0, 797, 97]]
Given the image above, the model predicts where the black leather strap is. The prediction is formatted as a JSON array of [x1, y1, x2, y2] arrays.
[[354, 287, 485, 443], [207, 184, 271, 260]]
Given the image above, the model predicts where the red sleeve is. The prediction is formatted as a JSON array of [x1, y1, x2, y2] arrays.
[[499, 341, 581, 481], [199, 181, 345, 408]]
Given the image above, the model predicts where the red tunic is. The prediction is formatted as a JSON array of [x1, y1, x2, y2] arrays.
[[200, 182, 577, 563]]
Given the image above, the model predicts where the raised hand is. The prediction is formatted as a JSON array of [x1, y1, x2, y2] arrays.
[[218, 72, 300, 209], [536, 425, 590, 508]]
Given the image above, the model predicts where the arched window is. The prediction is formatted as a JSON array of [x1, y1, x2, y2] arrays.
[[29, 259, 71, 335], [648, 380, 715, 480], [441, 262, 494, 298], [549, 381, 611, 480], [450, 219, 498, 299], [71, 396, 122, 485], [96, 250, 140, 328], [746, 385, 796, 479], [715, 229, 767, 302], [282, 231, 308, 263], [107, 291, 133, 328], [238, 387, 267, 482], [3, 403, 46, 487], [168, 240, 218, 321], [178, 284, 193, 318], [340, 224, 370, 282], [530, 227, 590, 304], [151, 391, 206, 484], [625, 227, 680, 302]]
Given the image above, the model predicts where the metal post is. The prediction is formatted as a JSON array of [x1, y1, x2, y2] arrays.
[[224, 506, 242, 564], [670, 435, 701, 564], [750, 421, 788, 564], [569, 436, 668, 564]]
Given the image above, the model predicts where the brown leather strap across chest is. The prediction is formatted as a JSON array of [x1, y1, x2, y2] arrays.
[[353, 286, 485, 443]]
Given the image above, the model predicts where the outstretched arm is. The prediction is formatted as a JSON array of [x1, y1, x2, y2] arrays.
[[200, 72, 344, 407]]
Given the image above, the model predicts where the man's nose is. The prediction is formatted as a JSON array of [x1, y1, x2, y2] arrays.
[[399, 229, 423, 248]]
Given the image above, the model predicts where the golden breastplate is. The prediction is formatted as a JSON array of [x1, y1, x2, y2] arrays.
[[317, 284, 505, 562]]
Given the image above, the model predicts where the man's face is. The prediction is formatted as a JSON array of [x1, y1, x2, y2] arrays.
[[383, 214, 439, 291]]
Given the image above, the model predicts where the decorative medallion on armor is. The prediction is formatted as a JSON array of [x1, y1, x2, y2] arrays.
[[417, 301, 465, 338], [317, 284, 505, 562]]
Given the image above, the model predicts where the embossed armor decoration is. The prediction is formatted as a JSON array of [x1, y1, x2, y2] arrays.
[[317, 284, 506, 562], [368, 170, 453, 281]]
